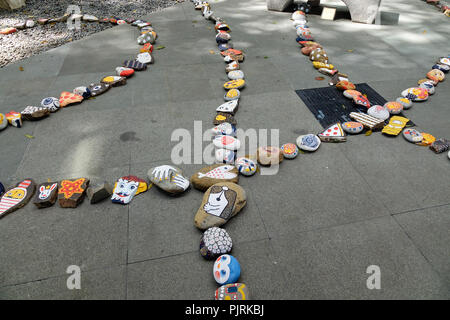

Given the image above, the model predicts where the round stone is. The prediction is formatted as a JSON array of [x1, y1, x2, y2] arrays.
[[227, 70, 244, 80], [367, 105, 390, 120], [419, 81, 435, 95], [427, 69, 445, 82], [401, 87, 429, 102], [223, 79, 245, 90], [200, 227, 233, 260], [438, 57, 450, 66], [235, 157, 257, 176], [336, 80, 355, 91], [418, 78, 437, 86], [215, 149, 235, 164], [402, 128, 423, 143], [432, 64, 450, 73], [396, 97, 413, 109], [0, 113, 7, 130], [257, 146, 283, 166], [296, 134, 321, 152], [342, 121, 364, 134], [281, 143, 299, 159], [215, 283, 249, 300], [292, 10, 307, 21], [213, 254, 241, 285], [40, 97, 60, 112], [224, 89, 240, 101], [384, 101, 403, 114]]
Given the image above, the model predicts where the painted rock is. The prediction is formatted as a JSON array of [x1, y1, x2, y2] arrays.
[[58, 178, 90, 208], [350, 112, 385, 130], [215, 23, 230, 32], [140, 43, 153, 53], [200, 227, 233, 260], [213, 254, 241, 285], [86, 182, 113, 204], [216, 31, 231, 43], [432, 64, 450, 73], [418, 78, 437, 86], [235, 157, 257, 176], [330, 73, 349, 86], [221, 49, 244, 59], [123, 60, 147, 71], [215, 149, 236, 164], [336, 80, 356, 91], [73, 86, 92, 99], [33, 182, 58, 209], [116, 67, 135, 78], [343, 89, 361, 99], [382, 116, 409, 136], [82, 14, 98, 22], [213, 135, 241, 150], [216, 100, 239, 114], [384, 101, 403, 114], [319, 68, 338, 77], [301, 44, 321, 56], [218, 43, 232, 52], [342, 121, 364, 134], [419, 81, 435, 95], [281, 143, 299, 159], [353, 94, 371, 109], [111, 176, 148, 205], [137, 52, 154, 64], [292, 10, 307, 21], [214, 112, 236, 125], [396, 97, 413, 109], [417, 133, 436, 146], [427, 69, 445, 82], [312, 62, 334, 70], [226, 61, 240, 73], [117, 20, 126, 25], [132, 20, 145, 26], [37, 19, 49, 25], [296, 26, 313, 41], [59, 91, 83, 107], [195, 182, 246, 230], [227, 70, 244, 80], [402, 128, 423, 143], [137, 22, 152, 28], [367, 105, 390, 120], [437, 57, 450, 66], [5, 111, 22, 128], [401, 87, 428, 102], [215, 283, 249, 300], [21, 106, 50, 121], [101, 76, 127, 87], [148, 165, 189, 195], [137, 33, 155, 45], [88, 83, 110, 97], [223, 53, 245, 63], [0, 179, 36, 219], [0, 28, 17, 35], [224, 89, 240, 101], [14, 21, 26, 30], [25, 20, 35, 28], [319, 123, 347, 142], [429, 138, 450, 154], [309, 48, 328, 63], [190, 164, 239, 192], [223, 79, 245, 90], [0, 182, 4, 197], [0, 113, 7, 130], [296, 134, 321, 152], [257, 146, 283, 166], [211, 122, 236, 136]]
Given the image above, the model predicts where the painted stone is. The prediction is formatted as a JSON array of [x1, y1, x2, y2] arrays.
[[382, 116, 409, 136], [336, 80, 356, 91], [353, 93, 371, 109], [319, 68, 337, 77], [148, 165, 190, 195], [216, 100, 238, 114], [137, 22, 152, 28], [437, 57, 450, 66], [140, 43, 154, 53], [101, 76, 127, 87], [0, 28, 17, 35], [117, 20, 127, 25], [281, 143, 299, 159], [132, 20, 145, 26], [224, 89, 240, 101], [123, 60, 147, 71], [111, 176, 148, 205], [319, 123, 347, 142], [216, 31, 231, 43], [213, 135, 241, 150], [21, 106, 50, 121], [330, 73, 349, 86], [396, 97, 413, 110], [25, 20, 35, 28], [223, 79, 245, 90], [214, 112, 236, 125], [59, 91, 84, 107], [432, 64, 450, 73], [296, 26, 313, 41], [343, 89, 361, 99], [211, 122, 237, 136], [257, 146, 283, 166], [137, 33, 155, 45], [223, 53, 245, 63], [58, 178, 90, 208], [73, 86, 92, 99], [82, 14, 98, 22], [215, 283, 249, 300], [235, 157, 257, 176], [227, 70, 244, 80], [342, 121, 364, 134], [418, 78, 437, 86], [137, 52, 154, 65], [116, 67, 135, 78], [190, 164, 239, 192], [0, 182, 4, 197], [213, 254, 241, 285], [5, 111, 22, 128], [14, 21, 26, 30], [296, 134, 321, 152], [88, 83, 110, 97], [225, 61, 240, 73], [37, 19, 49, 25], [349, 112, 385, 130], [301, 44, 321, 56], [86, 182, 113, 204], [0, 179, 36, 219], [312, 61, 334, 70], [221, 49, 244, 59], [427, 69, 445, 82], [218, 43, 232, 52], [402, 128, 423, 143], [195, 182, 246, 230], [215, 149, 236, 164], [367, 105, 390, 120], [401, 87, 428, 102], [309, 48, 328, 63], [417, 133, 436, 146], [0, 113, 7, 131], [429, 138, 450, 154], [384, 101, 403, 114], [33, 182, 58, 209], [200, 227, 233, 260], [215, 23, 230, 32], [419, 81, 435, 95], [292, 10, 307, 21]]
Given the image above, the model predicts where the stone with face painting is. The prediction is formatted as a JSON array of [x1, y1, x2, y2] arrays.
[[235, 157, 257, 176], [33, 182, 58, 209], [200, 227, 233, 260], [5, 111, 22, 128], [0, 179, 36, 219], [111, 176, 148, 205], [41, 97, 60, 112], [215, 283, 249, 300], [213, 254, 241, 285], [88, 83, 111, 97], [427, 69, 445, 82], [0, 113, 8, 130]]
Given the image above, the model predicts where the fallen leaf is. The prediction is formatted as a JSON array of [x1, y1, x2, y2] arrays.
[[347, 49, 353, 52], [25, 134, 35, 139], [365, 130, 372, 136], [19, 66, 24, 71], [209, 50, 215, 54], [156, 45, 165, 50], [192, 20, 198, 23], [315, 76, 325, 81], [264, 56, 269, 59]]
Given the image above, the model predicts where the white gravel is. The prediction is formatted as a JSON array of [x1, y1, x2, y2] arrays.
[[0, 0, 184, 67]]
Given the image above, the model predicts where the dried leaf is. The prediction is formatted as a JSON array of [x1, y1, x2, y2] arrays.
[[25, 134, 35, 139], [192, 20, 198, 23], [347, 49, 353, 52], [264, 56, 269, 59], [365, 130, 372, 136], [209, 50, 215, 54], [41, 40, 48, 44], [156, 45, 165, 50], [315, 76, 325, 81], [19, 66, 24, 71]]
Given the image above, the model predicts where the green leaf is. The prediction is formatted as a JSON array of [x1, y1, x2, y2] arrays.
[[25, 134, 35, 139], [156, 45, 165, 50]]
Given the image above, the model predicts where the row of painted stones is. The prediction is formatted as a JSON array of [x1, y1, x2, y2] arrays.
[[291, 8, 450, 156], [423, 0, 450, 17]]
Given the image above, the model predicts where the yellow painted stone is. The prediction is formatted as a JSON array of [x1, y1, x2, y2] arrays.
[[216, 115, 227, 121], [223, 79, 245, 90], [312, 61, 334, 70], [226, 89, 239, 99], [382, 116, 409, 136], [417, 133, 435, 146], [102, 76, 115, 83]]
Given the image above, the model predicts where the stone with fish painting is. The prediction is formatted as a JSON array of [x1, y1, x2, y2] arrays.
[[190, 164, 239, 192]]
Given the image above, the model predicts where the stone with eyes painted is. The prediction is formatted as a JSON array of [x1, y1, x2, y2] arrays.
[[213, 254, 241, 285], [235, 157, 257, 176], [111, 175, 148, 205], [41, 97, 60, 112], [0, 179, 36, 219], [88, 83, 111, 97], [34, 182, 58, 209]]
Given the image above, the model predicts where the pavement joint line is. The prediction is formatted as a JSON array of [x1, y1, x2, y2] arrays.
[[391, 202, 450, 216]]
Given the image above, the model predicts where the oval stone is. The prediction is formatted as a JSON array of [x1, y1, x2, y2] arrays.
[[223, 79, 245, 90], [214, 254, 241, 285], [227, 70, 244, 80], [200, 227, 233, 260], [215, 283, 249, 300], [367, 105, 390, 120], [41, 97, 60, 112], [343, 89, 361, 99], [401, 87, 429, 101], [296, 134, 321, 151], [257, 146, 283, 166], [384, 101, 403, 114], [396, 97, 413, 109], [224, 89, 240, 101], [0, 113, 7, 130], [211, 122, 236, 136], [342, 121, 364, 134], [235, 157, 257, 176], [281, 143, 299, 159], [419, 81, 435, 95], [402, 128, 423, 143], [336, 80, 355, 91], [427, 69, 445, 82], [213, 135, 241, 150]]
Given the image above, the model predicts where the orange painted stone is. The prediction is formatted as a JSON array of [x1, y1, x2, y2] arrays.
[[0, 28, 17, 35], [336, 80, 356, 91], [59, 91, 84, 107], [58, 178, 90, 208]]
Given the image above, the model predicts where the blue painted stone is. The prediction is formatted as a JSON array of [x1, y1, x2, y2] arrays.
[[213, 254, 241, 285]]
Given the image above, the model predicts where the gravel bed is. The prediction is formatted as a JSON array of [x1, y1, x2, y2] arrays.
[[0, 0, 184, 67]]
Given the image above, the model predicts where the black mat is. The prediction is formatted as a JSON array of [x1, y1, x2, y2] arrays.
[[295, 83, 413, 129]]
